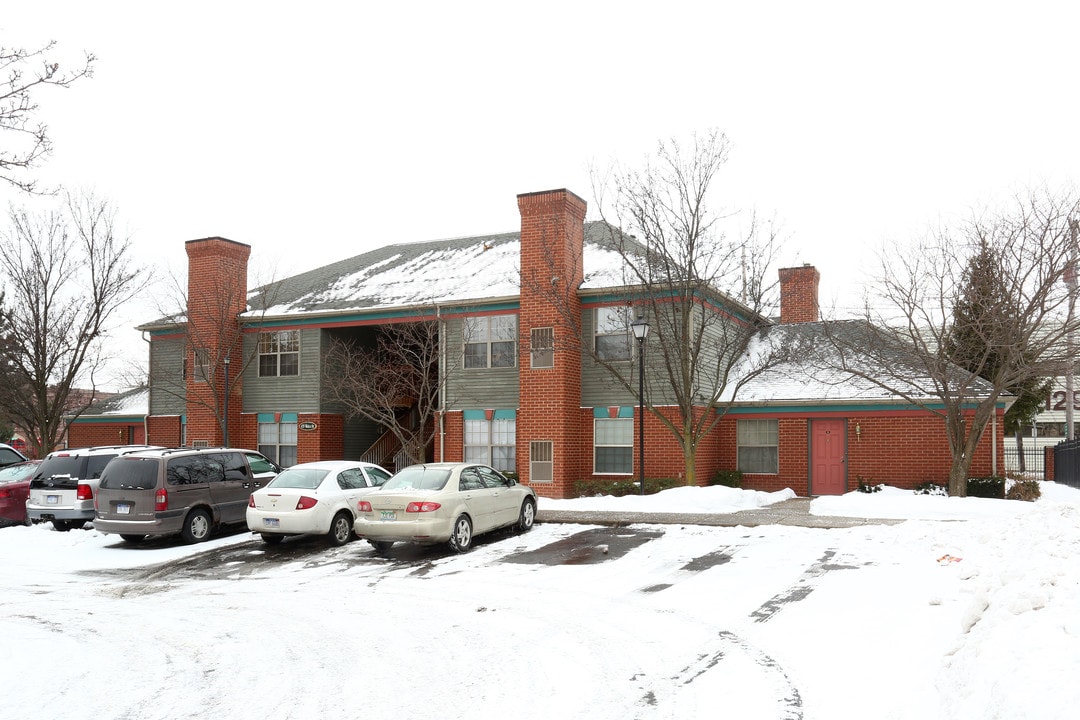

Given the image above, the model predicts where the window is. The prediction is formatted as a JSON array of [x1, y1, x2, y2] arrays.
[[530, 440, 553, 484], [259, 421, 298, 467], [477, 465, 511, 488], [738, 419, 779, 474], [167, 456, 224, 486], [245, 452, 278, 475], [337, 468, 367, 490], [464, 417, 516, 472], [363, 465, 393, 487], [208, 452, 250, 481], [464, 316, 517, 369], [259, 330, 300, 377], [194, 348, 213, 383], [595, 307, 631, 361], [594, 418, 633, 474], [531, 327, 554, 368]]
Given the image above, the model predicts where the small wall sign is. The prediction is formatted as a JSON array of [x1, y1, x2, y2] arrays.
[[298, 421, 318, 431]]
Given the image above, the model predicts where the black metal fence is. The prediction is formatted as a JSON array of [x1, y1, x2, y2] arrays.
[[1003, 447, 1046, 477], [1054, 439, 1080, 488]]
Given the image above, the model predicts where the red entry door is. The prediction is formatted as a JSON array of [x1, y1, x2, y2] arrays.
[[811, 419, 847, 495]]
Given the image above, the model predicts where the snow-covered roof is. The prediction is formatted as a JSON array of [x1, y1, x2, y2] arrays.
[[245, 221, 639, 319], [76, 387, 149, 417], [729, 320, 1003, 404]]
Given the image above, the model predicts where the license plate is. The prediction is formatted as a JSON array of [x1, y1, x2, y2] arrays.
[[47, 495, 60, 505], [117, 503, 131, 515], [264, 518, 280, 528], [379, 510, 396, 521]]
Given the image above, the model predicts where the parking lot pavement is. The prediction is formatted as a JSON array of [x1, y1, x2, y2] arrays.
[[536, 497, 904, 529]]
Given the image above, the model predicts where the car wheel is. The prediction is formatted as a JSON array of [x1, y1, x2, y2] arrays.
[[180, 509, 212, 544], [448, 514, 473, 553], [517, 498, 536, 532], [327, 512, 354, 546], [369, 540, 394, 556], [260, 533, 284, 545], [120, 534, 146, 543]]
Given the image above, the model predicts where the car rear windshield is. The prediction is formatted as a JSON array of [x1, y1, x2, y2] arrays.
[[382, 467, 451, 491], [267, 468, 329, 490], [30, 456, 84, 488], [99, 458, 160, 490]]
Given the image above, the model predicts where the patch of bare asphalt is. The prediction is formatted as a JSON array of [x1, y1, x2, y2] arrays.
[[501, 527, 665, 565], [751, 548, 867, 623]]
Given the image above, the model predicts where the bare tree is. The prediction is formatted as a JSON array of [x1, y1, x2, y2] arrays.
[[1, 40, 95, 193], [826, 188, 1080, 496], [323, 314, 460, 468], [525, 130, 788, 485], [0, 192, 143, 456], [146, 266, 283, 445]]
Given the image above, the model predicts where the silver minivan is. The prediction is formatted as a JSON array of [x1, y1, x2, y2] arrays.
[[94, 447, 280, 543]]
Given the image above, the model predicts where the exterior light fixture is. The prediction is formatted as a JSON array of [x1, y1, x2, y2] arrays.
[[631, 316, 650, 495]]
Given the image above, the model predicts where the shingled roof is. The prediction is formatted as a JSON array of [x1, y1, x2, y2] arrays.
[[245, 221, 639, 320], [730, 320, 1004, 405]]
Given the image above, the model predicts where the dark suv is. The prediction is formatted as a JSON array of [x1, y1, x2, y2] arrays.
[[94, 447, 280, 543], [26, 445, 161, 530]]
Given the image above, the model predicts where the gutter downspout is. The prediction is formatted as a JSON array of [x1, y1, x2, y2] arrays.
[[992, 408, 998, 476], [437, 305, 445, 462]]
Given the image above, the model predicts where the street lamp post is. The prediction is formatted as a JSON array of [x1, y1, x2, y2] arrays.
[[223, 354, 231, 447], [631, 316, 650, 496]]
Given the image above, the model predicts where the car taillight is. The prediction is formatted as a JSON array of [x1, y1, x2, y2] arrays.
[[248, 495, 255, 508], [358, 500, 372, 512], [296, 496, 318, 510], [406, 501, 442, 513], [77, 483, 93, 501], [155, 488, 168, 512], [0, 488, 11, 498]]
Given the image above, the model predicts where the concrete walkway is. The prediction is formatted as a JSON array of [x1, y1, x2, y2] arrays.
[[536, 497, 904, 529]]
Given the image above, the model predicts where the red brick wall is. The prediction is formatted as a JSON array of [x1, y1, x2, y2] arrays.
[[68, 422, 146, 448], [516, 189, 587, 495], [147, 415, 183, 447], [297, 413, 344, 463], [778, 265, 820, 323], [725, 409, 1007, 496], [437, 412, 464, 462], [184, 237, 250, 447], [233, 413, 258, 451]]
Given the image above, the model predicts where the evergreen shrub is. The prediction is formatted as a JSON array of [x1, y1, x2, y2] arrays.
[[966, 476, 1006, 499], [709, 470, 743, 488]]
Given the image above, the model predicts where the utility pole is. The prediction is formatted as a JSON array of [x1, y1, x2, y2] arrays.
[[1067, 219, 1078, 441]]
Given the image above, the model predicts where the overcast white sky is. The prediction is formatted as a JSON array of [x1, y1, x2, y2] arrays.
[[3, 1, 1079, 390]]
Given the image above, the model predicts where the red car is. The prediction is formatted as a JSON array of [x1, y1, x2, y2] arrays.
[[0, 460, 42, 526]]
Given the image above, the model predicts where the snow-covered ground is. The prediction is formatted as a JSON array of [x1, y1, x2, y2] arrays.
[[2, 482, 1078, 719]]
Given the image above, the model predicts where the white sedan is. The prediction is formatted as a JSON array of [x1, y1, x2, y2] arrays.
[[247, 460, 392, 545], [353, 462, 537, 554]]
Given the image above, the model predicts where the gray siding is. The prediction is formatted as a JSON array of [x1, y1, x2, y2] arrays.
[[148, 337, 186, 416], [580, 304, 743, 408], [444, 317, 520, 410], [580, 307, 638, 408], [241, 328, 323, 413]]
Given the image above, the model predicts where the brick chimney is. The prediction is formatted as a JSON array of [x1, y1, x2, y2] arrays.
[[516, 189, 586, 497], [184, 237, 251, 446], [778, 264, 820, 323]]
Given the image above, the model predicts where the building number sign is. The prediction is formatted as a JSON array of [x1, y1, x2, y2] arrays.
[[1046, 391, 1080, 411]]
